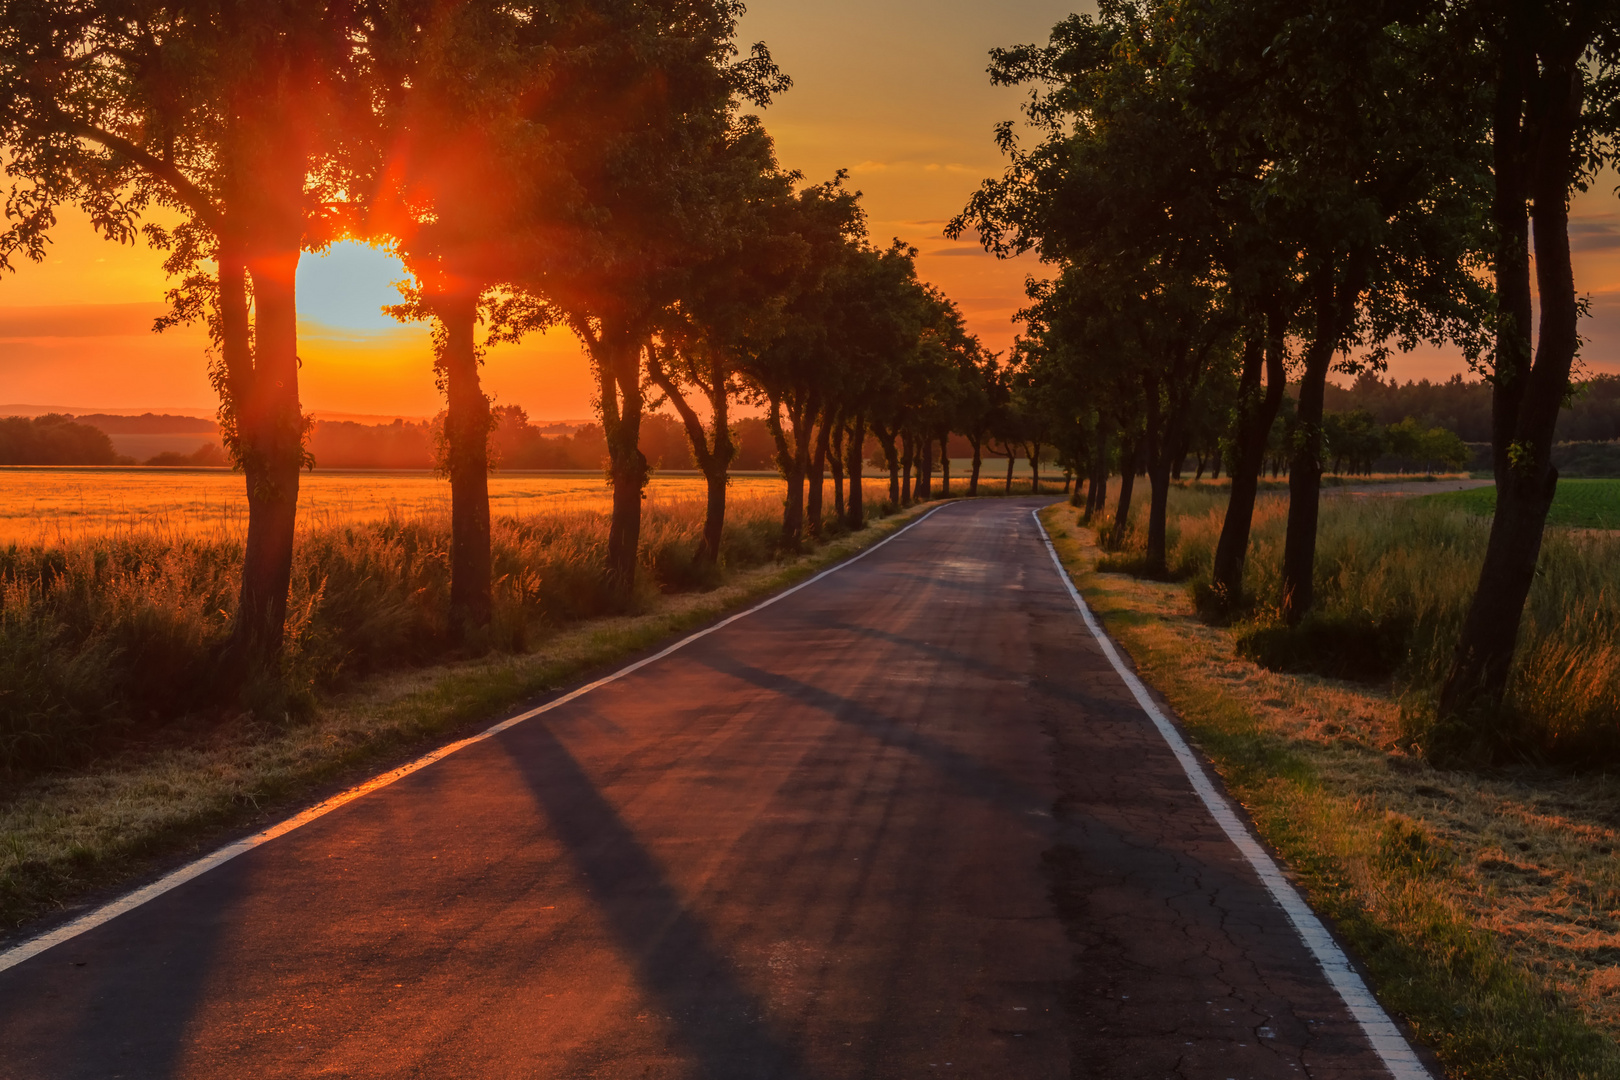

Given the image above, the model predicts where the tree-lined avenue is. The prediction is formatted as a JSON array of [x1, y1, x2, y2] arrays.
[[0, 499, 1397, 1078]]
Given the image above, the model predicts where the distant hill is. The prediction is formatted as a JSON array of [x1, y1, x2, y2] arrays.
[[73, 413, 218, 434], [0, 408, 779, 470]]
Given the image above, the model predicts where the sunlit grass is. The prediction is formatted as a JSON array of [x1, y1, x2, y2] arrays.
[[1096, 484, 1620, 761], [0, 467, 799, 541]]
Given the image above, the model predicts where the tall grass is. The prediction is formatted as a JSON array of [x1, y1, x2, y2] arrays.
[[0, 482, 899, 774], [1098, 487, 1620, 762]]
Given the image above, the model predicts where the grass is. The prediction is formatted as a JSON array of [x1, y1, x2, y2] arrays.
[[0, 485, 928, 934], [1092, 483, 1620, 764], [0, 467, 806, 540], [1423, 478, 1620, 530], [1042, 503, 1620, 1079], [1167, 471, 1471, 492]]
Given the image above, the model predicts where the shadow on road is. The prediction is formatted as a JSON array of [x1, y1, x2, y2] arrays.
[[499, 721, 809, 1080]]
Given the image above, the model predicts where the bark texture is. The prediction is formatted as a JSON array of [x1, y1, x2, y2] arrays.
[[436, 289, 493, 639], [1212, 319, 1287, 605], [1440, 42, 1582, 725]]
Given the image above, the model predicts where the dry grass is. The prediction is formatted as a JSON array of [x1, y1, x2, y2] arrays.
[[0, 467, 805, 541], [1043, 503, 1620, 1078], [0, 493, 929, 935], [1095, 485, 1620, 762]]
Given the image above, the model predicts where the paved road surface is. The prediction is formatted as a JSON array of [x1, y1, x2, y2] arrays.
[[0, 499, 1398, 1078]]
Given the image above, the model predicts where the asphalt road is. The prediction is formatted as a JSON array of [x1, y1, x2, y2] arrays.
[[0, 498, 1398, 1079]]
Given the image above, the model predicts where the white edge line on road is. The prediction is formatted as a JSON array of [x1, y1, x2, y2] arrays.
[[1031, 509, 1433, 1080], [0, 504, 948, 975]]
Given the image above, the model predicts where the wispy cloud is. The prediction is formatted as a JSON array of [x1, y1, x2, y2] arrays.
[[0, 302, 178, 339], [1569, 219, 1620, 252]]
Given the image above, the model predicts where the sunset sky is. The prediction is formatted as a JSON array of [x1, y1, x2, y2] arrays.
[[3, 0, 1620, 419]]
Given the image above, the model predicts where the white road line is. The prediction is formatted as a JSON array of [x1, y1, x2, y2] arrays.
[[1031, 509, 1433, 1080], [0, 504, 946, 975]]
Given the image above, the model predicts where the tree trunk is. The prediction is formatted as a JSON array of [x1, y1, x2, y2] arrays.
[[1004, 446, 1015, 493], [938, 434, 950, 497], [1280, 257, 1364, 625], [968, 435, 982, 496], [766, 395, 805, 546], [1280, 339, 1331, 624], [647, 350, 731, 566], [879, 426, 900, 506], [846, 412, 867, 528], [830, 416, 846, 522], [1108, 437, 1136, 550], [1029, 442, 1041, 494], [1440, 48, 1578, 726], [917, 434, 933, 500], [436, 288, 493, 639], [806, 409, 832, 537], [228, 247, 304, 677], [1212, 320, 1287, 606], [599, 327, 647, 602], [1142, 379, 1170, 573], [901, 432, 914, 503], [1086, 428, 1109, 519]]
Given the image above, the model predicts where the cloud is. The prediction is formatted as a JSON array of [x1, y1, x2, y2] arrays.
[[924, 247, 993, 257], [0, 302, 177, 339], [848, 160, 980, 176], [296, 321, 427, 348], [1568, 220, 1620, 252]]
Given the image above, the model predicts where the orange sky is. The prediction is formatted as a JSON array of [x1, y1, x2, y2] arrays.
[[3, 1, 1619, 419]]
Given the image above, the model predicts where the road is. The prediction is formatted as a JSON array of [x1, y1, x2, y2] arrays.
[[0, 498, 1406, 1079]]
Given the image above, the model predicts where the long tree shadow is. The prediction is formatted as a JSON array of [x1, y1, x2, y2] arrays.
[[497, 719, 809, 1080], [694, 653, 1051, 820], [807, 614, 1127, 718], [0, 850, 253, 1080]]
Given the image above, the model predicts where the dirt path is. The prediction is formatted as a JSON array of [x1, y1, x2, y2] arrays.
[[0, 498, 1411, 1078]]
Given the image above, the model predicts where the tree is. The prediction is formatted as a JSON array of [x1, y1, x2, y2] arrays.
[[1190, 0, 1489, 623], [1438, 2, 1620, 738], [951, 3, 1239, 574], [740, 181, 870, 545], [1323, 410, 1384, 475], [645, 118, 805, 564], [0, 0, 367, 679], [505, 1, 788, 599], [364, 0, 558, 639]]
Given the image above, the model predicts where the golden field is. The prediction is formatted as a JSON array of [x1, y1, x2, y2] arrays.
[[0, 467, 798, 540]]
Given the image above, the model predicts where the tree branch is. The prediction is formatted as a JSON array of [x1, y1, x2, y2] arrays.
[[28, 110, 224, 234]]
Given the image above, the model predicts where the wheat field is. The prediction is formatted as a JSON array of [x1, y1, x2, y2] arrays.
[[0, 467, 802, 541]]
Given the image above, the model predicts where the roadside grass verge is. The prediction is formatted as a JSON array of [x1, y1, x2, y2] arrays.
[[0, 498, 932, 936], [1421, 478, 1620, 530], [1090, 485, 1620, 764], [1042, 503, 1620, 1079]]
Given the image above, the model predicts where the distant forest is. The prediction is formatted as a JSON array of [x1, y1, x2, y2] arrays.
[[1323, 372, 1620, 443], [0, 408, 791, 470], [6, 374, 1618, 472]]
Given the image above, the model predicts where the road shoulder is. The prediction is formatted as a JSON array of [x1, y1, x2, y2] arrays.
[[1038, 502, 1620, 1080]]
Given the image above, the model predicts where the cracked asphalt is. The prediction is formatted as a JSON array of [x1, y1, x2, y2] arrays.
[[0, 497, 1393, 1078]]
